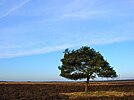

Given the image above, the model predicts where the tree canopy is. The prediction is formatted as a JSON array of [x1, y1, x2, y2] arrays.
[[58, 46, 117, 83]]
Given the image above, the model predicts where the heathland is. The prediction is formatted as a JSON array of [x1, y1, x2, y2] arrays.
[[0, 80, 134, 100]]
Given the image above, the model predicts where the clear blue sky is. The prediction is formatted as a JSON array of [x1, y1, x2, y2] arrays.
[[0, 0, 134, 81]]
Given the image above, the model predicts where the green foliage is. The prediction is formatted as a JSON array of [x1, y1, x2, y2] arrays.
[[58, 46, 117, 82]]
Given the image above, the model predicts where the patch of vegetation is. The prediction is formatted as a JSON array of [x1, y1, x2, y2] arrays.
[[62, 91, 134, 97], [0, 81, 133, 99]]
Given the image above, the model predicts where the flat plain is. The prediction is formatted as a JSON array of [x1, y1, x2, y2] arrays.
[[0, 80, 134, 100]]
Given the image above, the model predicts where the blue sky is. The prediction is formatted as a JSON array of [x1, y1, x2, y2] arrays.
[[0, 0, 134, 81]]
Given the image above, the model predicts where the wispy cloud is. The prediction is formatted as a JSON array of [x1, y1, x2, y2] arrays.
[[60, 0, 133, 20], [0, 0, 134, 58], [61, 10, 108, 19], [0, 0, 31, 19], [0, 44, 74, 58], [1, 29, 134, 58], [61, 0, 99, 19]]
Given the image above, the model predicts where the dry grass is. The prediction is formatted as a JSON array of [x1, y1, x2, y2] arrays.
[[0, 81, 133, 99], [0, 82, 82, 85], [61, 91, 134, 98], [0, 81, 134, 85]]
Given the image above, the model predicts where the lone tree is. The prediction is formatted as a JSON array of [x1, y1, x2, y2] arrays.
[[58, 46, 117, 92]]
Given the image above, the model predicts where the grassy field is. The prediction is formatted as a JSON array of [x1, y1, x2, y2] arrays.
[[0, 81, 134, 100]]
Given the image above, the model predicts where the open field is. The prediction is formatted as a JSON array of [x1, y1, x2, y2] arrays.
[[0, 80, 134, 100]]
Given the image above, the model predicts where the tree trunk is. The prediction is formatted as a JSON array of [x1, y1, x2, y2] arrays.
[[85, 77, 89, 92]]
